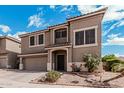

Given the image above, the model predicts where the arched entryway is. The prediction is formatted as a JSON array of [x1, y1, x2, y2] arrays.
[[52, 50, 67, 71]]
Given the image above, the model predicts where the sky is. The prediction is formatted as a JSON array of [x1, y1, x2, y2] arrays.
[[0, 5, 124, 57]]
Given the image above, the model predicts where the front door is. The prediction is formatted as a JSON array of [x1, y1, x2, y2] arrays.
[[57, 55, 65, 71]]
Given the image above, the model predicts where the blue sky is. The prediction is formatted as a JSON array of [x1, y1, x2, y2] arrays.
[[0, 5, 124, 57]]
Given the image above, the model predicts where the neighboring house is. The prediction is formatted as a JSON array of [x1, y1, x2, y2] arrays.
[[18, 7, 107, 71], [0, 36, 21, 69]]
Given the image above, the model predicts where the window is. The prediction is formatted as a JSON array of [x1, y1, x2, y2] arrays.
[[55, 28, 67, 38], [75, 27, 96, 46], [85, 29, 95, 44], [75, 31, 84, 45], [38, 34, 44, 45], [55, 31, 61, 38], [62, 30, 67, 37], [29, 36, 35, 46]]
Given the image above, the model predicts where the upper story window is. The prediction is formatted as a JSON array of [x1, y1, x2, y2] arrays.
[[75, 31, 84, 45], [85, 29, 95, 44], [38, 34, 44, 45], [55, 28, 67, 38], [29, 36, 35, 46], [29, 33, 45, 47], [74, 26, 97, 47]]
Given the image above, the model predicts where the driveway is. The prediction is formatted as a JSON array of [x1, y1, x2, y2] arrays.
[[0, 69, 79, 88]]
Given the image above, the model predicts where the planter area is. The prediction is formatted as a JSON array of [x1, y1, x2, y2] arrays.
[[30, 71, 121, 88]]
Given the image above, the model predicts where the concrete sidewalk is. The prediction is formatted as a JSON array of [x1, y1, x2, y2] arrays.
[[0, 78, 79, 88], [0, 69, 80, 88]]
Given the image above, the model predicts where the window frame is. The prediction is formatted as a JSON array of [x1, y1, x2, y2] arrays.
[[29, 35, 36, 47], [75, 30, 85, 45], [53, 27, 68, 44], [73, 26, 98, 48], [55, 28, 67, 38], [29, 33, 45, 48], [37, 33, 45, 46]]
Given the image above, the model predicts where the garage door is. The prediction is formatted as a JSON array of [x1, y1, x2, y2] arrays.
[[24, 56, 47, 71], [0, 57, 7, 68]]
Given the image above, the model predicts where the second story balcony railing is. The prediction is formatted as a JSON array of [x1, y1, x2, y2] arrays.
[[55, 37, 67, 44], [45, 42, 72, 48]]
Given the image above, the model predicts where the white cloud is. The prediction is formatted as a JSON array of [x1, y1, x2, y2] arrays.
[[77, 5, 99, 14], [0, 25, 11, 33], [103, 19, 124, 36], [50, 5, 55, 9], [77, 5, 124, 22], [60, 5, 73, 12], [107, 33, 121, 39], [27, 7, 49, 28], [8, 31, 27, 40], [103, 33, 124, 46], [117, 20, 124, 27], [103, 6, 124, 22], [27, 14, 42, 28], [115, 53, 124, 57]]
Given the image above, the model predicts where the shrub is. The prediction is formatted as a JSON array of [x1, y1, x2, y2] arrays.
[[103, 60, 119, 71], [111, 61, 124, 72], [71, 64, 83, 72], [45, 71, 61, 83], [102, 54, 124, 72], [83, 54, 101, 72]]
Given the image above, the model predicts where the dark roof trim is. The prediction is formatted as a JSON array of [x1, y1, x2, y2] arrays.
[[67, 7, 108, 22], [48, 22, 68, 29], [19, 29, 48, 38]]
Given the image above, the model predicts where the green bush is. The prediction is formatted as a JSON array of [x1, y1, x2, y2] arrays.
[[46, 71, 61, 83], [111, 61, 124, 72], [102, 54, 117, 62], [83, 54, 101, 72], [103, 59, 120, 71], [102, 54, 124, 72]]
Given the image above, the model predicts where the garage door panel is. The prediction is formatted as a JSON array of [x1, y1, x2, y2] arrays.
[[0, 58, 7, 68], [24, 56, 47, 71]]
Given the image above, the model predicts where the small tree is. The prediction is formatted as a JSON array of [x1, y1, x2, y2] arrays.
[[83, 54, 101, 72]]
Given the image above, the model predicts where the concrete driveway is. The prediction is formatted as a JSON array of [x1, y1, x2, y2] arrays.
[[0, 69, 79, 88]]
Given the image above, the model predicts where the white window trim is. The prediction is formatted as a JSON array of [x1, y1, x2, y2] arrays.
[[37, 33, 45, 46], [29, 33, 45, 48], [29, 35, 36, 47], [53, 27, 68, 44], [73, 25, 98, 48]]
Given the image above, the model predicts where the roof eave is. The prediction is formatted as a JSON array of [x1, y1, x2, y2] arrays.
[[19, 29, 48, 38], [67, 7, 108, 22]]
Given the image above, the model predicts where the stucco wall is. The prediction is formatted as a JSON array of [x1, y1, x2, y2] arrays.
[[6, 39, 21, 53], [0, 39, 6, 53], [21, 36, 46, 54], [69, 14, 103, 62]]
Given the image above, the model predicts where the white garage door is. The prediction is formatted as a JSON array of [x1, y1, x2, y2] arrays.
[[24, 56, 47, 71], [0, 57, 7, 68]]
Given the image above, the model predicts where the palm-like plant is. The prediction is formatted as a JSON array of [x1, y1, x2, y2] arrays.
[[83, 54, 101, 72]]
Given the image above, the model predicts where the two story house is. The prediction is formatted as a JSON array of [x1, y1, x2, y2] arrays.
[[0, 36, 21, 69], [18, 7, 107, 71]]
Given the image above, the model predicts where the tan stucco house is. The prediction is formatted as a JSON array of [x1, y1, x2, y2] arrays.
[[18, 7, 107, 71], [0, 36, 21, 69]]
